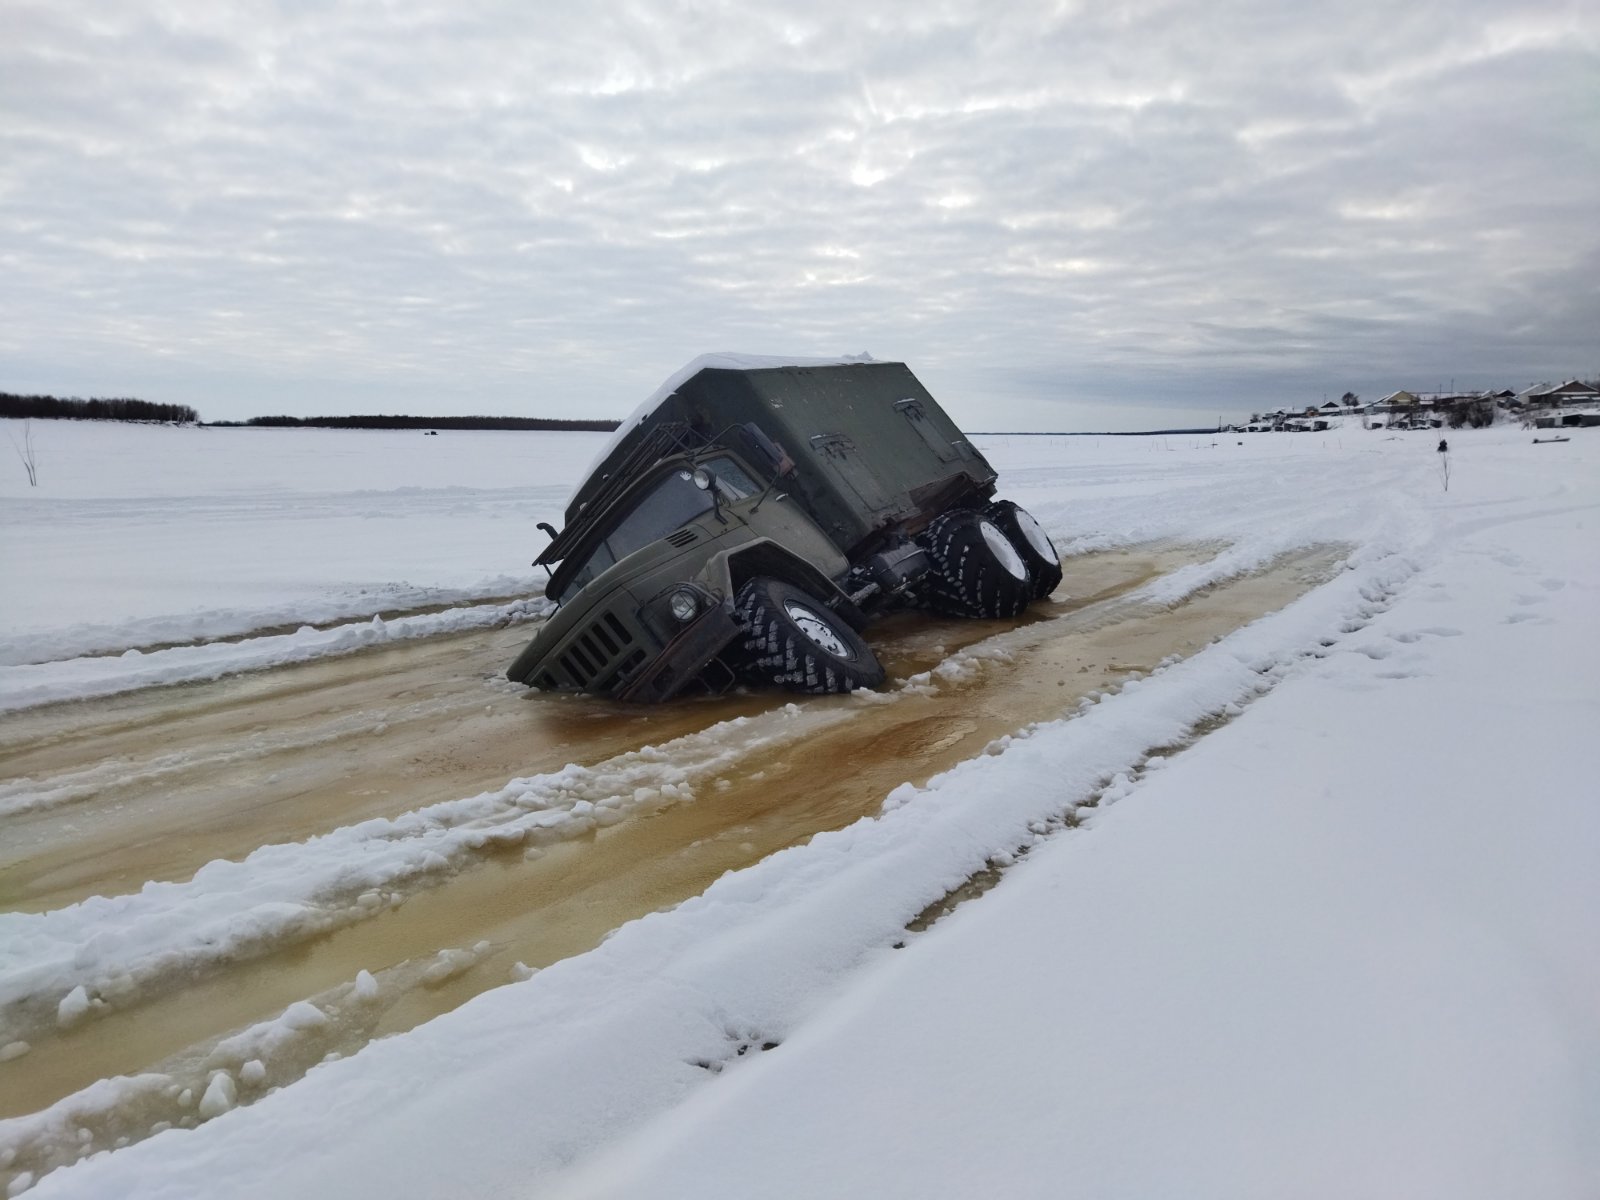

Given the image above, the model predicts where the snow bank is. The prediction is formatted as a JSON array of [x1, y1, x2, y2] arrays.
[[551, 443, 1600, 1199], [0, 598, 548, 714], [13, 531, 1439, 1197], [1, 421, 598, 664], [11, 423, 1599, 1200]]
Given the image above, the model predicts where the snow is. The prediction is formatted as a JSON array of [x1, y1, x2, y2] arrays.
[[0, 421, 593, 666], [351, 971, 379, 1002], [194, 1074, 236, 1121], [0, 598, 547, 714], [52, 989, 90, 1030], [554, 505, 1600, 1199], [3, 420, 1598, 1197]]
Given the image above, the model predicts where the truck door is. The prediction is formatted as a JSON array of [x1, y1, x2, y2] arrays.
[[808, 432, 893, 512]]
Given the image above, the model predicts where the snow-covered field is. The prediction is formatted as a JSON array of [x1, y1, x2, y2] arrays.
[[2, 418, 1597, 1197], [0, 423, 583, 676]]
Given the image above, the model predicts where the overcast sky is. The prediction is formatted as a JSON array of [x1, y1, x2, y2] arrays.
[[3, 0, 1596, 430]]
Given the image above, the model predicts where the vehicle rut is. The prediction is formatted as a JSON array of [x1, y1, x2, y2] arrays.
[[0, 542, 1343, 1186]]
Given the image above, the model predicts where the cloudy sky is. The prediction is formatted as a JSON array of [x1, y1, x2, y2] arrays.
[[2, 0, 1596, 430]]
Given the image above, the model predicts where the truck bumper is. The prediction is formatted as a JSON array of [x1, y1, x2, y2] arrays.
[[617, 600, 743, 702]]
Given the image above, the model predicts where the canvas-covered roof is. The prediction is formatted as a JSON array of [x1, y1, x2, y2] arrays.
[[573, 354, 878, 498], [545, 356, 993, 566]]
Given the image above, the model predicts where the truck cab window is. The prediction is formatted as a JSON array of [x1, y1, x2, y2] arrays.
[[704, 456, 758, 500], [556, 469, 715, 604]]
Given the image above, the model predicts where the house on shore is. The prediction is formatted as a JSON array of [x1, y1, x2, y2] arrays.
[[1370, 390, 1438, 429], [1517, 380, 1600, 410], [1235, 381, 1592, 433], [1514, 380, 1600, 427]]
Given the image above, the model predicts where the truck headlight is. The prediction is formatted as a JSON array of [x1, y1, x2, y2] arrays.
[[668, 588, 700, 622]]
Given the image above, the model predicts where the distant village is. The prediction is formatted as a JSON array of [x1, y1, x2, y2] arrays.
[[1231, 379, 1600, 433]]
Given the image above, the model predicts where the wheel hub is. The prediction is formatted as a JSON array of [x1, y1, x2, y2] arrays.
[[980, 520, 1029, 581], [784, 599, 855, 660], [1014, 509, 1056, 560]]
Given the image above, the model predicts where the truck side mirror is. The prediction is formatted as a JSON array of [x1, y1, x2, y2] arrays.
[[740, 423, 795, 478]]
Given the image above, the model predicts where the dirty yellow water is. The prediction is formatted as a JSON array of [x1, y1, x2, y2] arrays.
[[0, 542, 1344, 1131], [0, 543, 1197, 913], [0, 625, 765, 912]]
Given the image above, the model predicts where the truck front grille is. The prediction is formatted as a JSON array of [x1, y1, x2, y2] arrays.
[[552, 613, 644, 692]]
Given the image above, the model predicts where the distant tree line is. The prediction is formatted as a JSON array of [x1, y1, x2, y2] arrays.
[[0, 393, 199, 423], [216, 414, 620, 431], [0, 392, 620, 431]]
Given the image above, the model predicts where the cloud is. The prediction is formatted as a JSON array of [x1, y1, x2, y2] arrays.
[[1, 0, 1596, 428]]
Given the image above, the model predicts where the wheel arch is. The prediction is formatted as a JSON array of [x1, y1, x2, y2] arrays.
[[721, 541, 865, 628]]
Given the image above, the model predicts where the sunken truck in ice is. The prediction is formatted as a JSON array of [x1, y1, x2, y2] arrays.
[[506, 357, 1062, 701]]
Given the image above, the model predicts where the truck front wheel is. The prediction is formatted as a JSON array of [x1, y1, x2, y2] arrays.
[[985, 500, 1062, 599], [737, 577, 886, 694], [920, 509, 1034, 618]]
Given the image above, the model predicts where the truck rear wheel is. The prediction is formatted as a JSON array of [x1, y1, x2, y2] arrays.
[[919, 509, 1034, 618], [985, 500, 1062, 599], [737, 577, 886, 694]]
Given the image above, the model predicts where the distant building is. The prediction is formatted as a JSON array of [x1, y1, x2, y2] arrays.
[[1520, 380, 1600, 410], [1235, 383, 1538, 434]]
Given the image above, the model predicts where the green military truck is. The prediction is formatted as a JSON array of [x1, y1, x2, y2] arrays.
[[506, 355, 1062, 701]]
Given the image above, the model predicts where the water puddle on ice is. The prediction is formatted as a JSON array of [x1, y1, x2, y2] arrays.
[[0, 543, 1197, 914], [0, 626, 773, 913], [0, 542, 1346, 1181]]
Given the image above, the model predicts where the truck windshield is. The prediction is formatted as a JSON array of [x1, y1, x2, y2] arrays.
[[554, 457, 755, 605]]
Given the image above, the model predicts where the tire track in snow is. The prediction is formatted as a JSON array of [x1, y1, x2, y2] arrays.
[[0, 542, 1345, 1186]]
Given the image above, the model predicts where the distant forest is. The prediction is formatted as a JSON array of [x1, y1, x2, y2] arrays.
[[0, 393, 618, 431], [1, 393, 200, 423], [218, 414, 620, 431]]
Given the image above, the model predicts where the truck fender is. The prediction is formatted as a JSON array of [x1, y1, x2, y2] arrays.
[[713, 540, 868, 631]]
